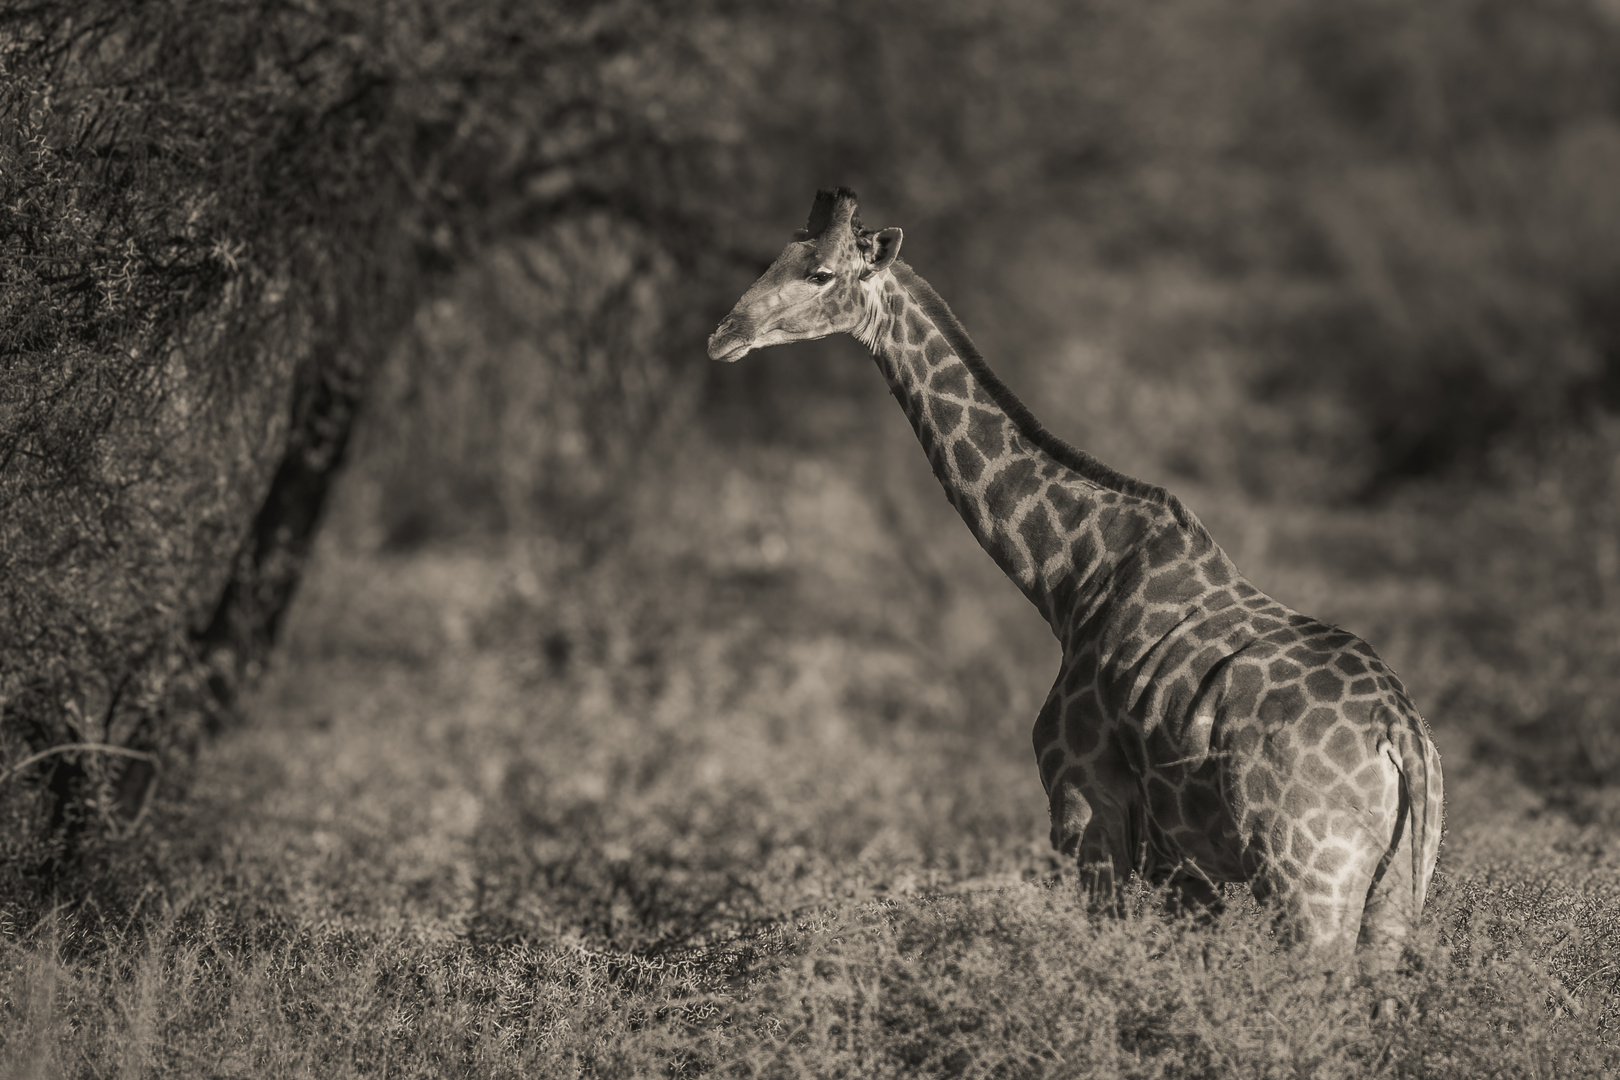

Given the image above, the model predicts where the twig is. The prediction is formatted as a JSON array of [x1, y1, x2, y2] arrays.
[[0, 742, 158, 788]]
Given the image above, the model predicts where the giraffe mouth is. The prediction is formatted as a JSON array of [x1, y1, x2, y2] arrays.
[[707, 328, 754, 363]]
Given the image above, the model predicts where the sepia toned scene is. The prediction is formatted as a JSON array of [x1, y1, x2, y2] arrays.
[[4, 1, 1620, 1075]]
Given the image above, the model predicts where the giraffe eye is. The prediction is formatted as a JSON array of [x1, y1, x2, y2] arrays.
[[808, 270, 835, 286]]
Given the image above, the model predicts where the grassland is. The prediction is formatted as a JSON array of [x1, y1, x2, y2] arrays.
[[5, 415, 1620, 1079]]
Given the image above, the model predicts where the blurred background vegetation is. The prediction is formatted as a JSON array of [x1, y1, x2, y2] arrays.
[[4, 0, 1620, 917]]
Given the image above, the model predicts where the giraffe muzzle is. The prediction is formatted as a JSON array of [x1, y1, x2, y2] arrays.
[[707, 319, 753, 362]]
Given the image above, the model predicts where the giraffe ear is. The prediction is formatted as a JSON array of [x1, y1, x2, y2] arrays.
[[862, 227, 903, 278]]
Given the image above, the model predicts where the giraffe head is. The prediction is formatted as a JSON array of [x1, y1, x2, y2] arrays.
[[708, 187, 903, 362]]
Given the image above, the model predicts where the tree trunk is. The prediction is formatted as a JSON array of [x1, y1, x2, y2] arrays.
[[191, 348, 367, 724]]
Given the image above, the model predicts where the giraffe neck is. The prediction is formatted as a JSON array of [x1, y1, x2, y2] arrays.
[[858, 261, 1179, 631]]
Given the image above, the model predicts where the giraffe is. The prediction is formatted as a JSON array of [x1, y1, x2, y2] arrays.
[[708, 188, 1444, 956]]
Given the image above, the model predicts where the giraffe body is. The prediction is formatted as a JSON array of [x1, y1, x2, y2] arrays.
[[709, 189, 1443, 954]]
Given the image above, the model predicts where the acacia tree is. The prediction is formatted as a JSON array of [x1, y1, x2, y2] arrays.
[[0, 0, 751, 883]]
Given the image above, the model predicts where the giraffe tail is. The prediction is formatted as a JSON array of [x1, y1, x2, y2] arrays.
[[1386, 706, 1444, 916]]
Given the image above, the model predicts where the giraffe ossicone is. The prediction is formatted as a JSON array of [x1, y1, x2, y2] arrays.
[[709, 187, 1444, 956]]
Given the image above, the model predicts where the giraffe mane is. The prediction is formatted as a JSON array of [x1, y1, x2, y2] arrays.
[[888, 260, 1196, 521]]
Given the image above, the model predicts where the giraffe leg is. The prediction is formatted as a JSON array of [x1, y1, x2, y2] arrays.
[[1048, 767, 1137, 912], [1164, 868, 1225, 922], [1245, 795, 1390, 956], [1252, 870, 1367, 955]]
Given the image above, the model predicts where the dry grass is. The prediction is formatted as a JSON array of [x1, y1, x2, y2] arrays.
[[4, 430, 1620, 1078]]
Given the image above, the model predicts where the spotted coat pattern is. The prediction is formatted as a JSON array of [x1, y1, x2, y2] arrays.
[[709, 189, 1444, 953]]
